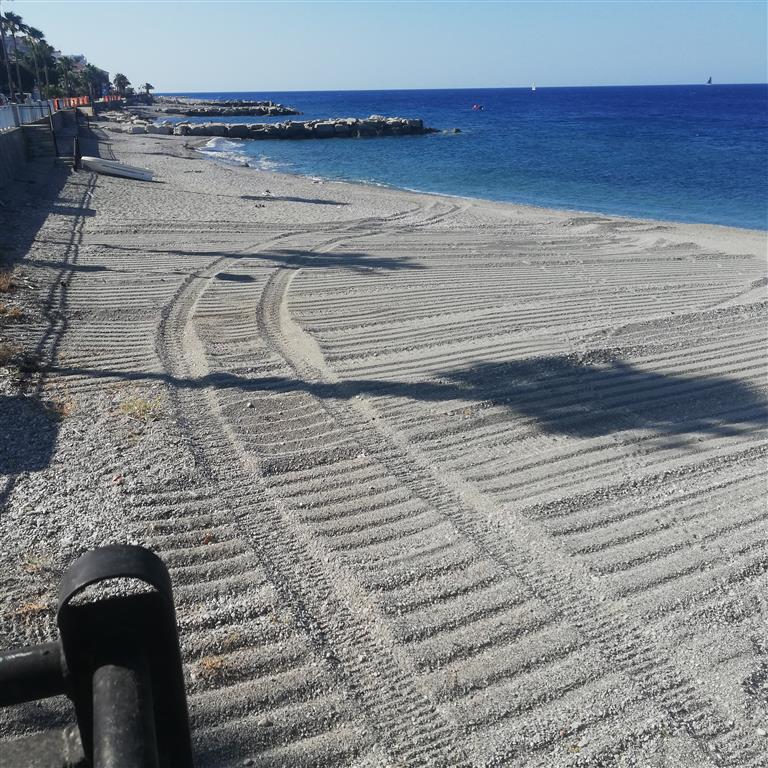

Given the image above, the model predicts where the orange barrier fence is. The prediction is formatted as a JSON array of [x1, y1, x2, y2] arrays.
[[52, 96, 91, 110]]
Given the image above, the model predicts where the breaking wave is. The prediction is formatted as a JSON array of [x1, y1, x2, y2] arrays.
[[196, 137, 251, 166]]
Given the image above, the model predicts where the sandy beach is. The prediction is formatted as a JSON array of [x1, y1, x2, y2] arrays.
[[1, 128, 766, 767]]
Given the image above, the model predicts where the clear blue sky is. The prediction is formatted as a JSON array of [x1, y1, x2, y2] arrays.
[[10, 0, 768, 91]]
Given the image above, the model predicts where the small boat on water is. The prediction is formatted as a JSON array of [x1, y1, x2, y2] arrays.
[[707, 76, 713, 85], [80, 156, 154, 182], [531, 82, 536, 91]]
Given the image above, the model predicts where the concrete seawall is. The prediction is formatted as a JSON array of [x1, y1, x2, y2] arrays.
[[0, 110, 80, 188], [0, 128, 27, 188]]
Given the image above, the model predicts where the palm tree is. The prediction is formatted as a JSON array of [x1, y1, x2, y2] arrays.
[[3, 11, 27, 99], [82, 63, 106, 101], [25, 26, 44, 96], [57, 55, 75, 96], [38, 40, 55, 97], [113, 72, 129, 97], [0, 13, 14, 98]]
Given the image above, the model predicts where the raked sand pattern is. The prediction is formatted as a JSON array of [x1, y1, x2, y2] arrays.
[[1, 131, 766, 768]]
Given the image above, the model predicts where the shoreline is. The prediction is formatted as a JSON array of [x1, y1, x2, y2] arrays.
[[133, 83, 768, 234], [188, 134, 768, 234]]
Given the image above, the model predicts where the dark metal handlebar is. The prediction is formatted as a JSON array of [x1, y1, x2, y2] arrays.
[[0, 545, 193, 768]]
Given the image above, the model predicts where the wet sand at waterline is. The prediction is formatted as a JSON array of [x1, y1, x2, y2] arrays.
[[1, 130, 766, 767]]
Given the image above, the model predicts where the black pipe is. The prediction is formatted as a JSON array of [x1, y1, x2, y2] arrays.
[[0, 641, 66, 706], [92, 655, 160, 768]]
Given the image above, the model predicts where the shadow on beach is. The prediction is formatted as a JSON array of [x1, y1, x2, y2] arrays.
[[0, 120, 102, 504], [0, 395, 60, 476], [47, 355, 768, 441], [265, 247, 425, 273], [241, 194, 350, 206], [81, 245, 426, 274]]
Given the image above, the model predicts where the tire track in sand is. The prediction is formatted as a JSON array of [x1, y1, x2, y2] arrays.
[[154, 206, 472, 766], [240, 222, 766, 766]]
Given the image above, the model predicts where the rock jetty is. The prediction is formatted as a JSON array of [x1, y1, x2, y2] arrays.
[[154, 97, 299, 117], [103, 113, 438, 140], [157, 104, 299, 117], [175, 116, 437, 139]]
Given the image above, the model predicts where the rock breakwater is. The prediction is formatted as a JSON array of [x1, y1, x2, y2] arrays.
[[103, 114, 437, 140], [176, 116, 437, 139], [158, 105, 299, 117], [154, 97, 299, 117]]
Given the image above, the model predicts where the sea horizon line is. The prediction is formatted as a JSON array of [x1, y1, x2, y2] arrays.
[[157, 82, 768, 95]]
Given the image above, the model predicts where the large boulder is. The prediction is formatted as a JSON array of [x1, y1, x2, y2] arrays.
[[313, 121, 336, 138], [357, 120, 380, 137], [253, 124, 279, 138], [227, 124, 251, 138], [205, 123, 229, 137], [333, 123, 352, 137], [173, 123, 191, 135], [125, 124, 146, 134], [282, 121, 311, 138], [185, 123, 227, 136], [146, 124, 172, 135]]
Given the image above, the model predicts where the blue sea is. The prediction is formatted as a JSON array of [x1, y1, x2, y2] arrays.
[[160, 85, 768, 230]]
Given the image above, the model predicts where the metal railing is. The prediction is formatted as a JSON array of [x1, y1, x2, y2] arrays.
[[0, 545, 194, 768], [0, 100, 55, 132]]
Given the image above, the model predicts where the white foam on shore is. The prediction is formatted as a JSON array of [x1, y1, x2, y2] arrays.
[[196, 137, 251, 167], [249, 154, 290, 172], [195, 138, 293, 173]]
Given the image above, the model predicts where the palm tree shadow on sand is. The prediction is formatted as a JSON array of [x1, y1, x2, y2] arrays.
[[23, 352, 768, 486], [450, 356, 767, 438], [340, 354, 768, 440]]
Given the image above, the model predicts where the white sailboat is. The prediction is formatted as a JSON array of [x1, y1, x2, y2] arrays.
[[531, 82, 536, 91]]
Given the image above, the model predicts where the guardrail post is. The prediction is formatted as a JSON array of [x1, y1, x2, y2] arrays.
[[47, 100, 59, 157]]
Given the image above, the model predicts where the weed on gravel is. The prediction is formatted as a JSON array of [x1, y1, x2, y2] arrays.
[[197, 654, 228, 680], [0, 269, 16, 293], [119, 394, 164, 422], [0, 304, 24, 320], [44, 397, 76, 419], [14, 598, 51, 626]]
